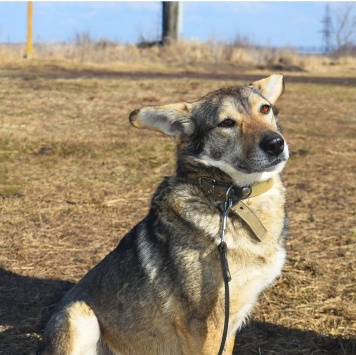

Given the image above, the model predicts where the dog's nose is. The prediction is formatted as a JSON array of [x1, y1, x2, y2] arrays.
[[260, 133, 285, 156]]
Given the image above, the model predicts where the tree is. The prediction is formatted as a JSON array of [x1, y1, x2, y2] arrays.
[[333, 2, 356, 53]]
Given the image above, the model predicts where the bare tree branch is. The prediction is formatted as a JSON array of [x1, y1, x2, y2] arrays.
[[333, 2, 356, 51]]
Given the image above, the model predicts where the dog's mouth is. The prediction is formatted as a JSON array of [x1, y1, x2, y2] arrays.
[[198, 147, 289, 184], [261, 157, 287, 170], [245, 144, 290, 173], [236, 156, 288, 174]]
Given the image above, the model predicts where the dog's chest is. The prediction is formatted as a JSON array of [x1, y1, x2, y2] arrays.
[[225, 242, 286, 331], [217, 198, 286, 325]]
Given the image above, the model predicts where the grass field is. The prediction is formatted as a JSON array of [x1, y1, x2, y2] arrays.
[[0, 60, 355, 354]]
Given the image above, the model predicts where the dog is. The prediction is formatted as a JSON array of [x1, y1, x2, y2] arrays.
[[44, 74, 289, 355]]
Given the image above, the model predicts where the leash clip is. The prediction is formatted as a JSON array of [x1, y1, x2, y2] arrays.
[[220, 185, 234, 244]]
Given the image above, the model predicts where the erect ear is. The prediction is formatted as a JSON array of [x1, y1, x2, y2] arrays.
[[129, 102, 195, 137], [250, 74, 285, 105]]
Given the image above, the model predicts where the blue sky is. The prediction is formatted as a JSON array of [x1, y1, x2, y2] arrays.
[[0, 1, 343, 48]]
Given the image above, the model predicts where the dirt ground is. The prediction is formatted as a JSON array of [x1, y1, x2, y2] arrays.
[[0, 63, 355, 354]]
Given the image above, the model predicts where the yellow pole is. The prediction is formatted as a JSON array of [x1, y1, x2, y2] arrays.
[[26, 1, 33, 58]]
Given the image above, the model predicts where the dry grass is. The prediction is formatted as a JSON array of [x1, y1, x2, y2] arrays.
[[0, 61, 355, 354], [1, 41, 356, 76]]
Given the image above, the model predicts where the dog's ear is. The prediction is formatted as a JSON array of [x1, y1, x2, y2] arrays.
[[250, 74, 284, 105], [129, 102, 195, 138]]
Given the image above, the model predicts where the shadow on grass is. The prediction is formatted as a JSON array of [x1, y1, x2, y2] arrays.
[[234, 321, 354, 355], [0, 268, 74, 355], [0, 268, 354, 355]]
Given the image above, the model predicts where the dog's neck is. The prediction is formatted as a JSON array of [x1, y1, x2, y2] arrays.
[[177, 157, 237, 184], [177, 157, 274, 204], [176, 158, 274, 242]]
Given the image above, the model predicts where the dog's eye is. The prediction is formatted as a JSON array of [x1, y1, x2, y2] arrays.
[[260, 105, 271, 114], [218, 119, 236, 128]]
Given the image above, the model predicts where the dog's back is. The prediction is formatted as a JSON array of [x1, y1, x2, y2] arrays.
[[44, 74, 289, 355]]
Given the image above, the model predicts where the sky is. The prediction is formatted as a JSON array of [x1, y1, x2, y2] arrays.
[[0, 1, 345, 48]]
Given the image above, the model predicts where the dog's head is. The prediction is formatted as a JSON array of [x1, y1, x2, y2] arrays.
[[129, 74, 289, 185]]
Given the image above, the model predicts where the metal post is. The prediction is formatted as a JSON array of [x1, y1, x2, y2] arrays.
[[162, 2, 181, 44], [26, 1, 33, 58]]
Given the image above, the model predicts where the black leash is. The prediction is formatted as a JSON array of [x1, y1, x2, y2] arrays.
[[217, 192, 233, 355], [217, 241, 231, 355]]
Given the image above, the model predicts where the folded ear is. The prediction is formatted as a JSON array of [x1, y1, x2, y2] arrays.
[[129, 102, 195, 138], [250, 74, 284, 105]]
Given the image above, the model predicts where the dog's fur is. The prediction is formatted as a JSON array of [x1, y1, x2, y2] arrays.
[[44, 74, 289, 355]]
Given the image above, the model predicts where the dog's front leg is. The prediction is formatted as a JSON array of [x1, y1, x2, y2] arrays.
[[200, 325, 236, 355], [223, 334, 236, 354], [174, 319, 235, 355]]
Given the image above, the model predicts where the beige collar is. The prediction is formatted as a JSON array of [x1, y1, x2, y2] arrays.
[[196, 177, 274, 204], [195, 177, 274, 242]]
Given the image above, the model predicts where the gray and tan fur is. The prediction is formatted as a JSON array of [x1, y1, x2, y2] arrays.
[[44, 74, 289, 355]]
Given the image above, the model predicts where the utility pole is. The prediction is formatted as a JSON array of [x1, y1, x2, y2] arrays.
[[26, 1, 33, 58], [162, 2, 182, 44], [321, 4, 332, 54]]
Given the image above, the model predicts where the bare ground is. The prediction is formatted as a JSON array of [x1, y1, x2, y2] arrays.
[[0, 63, 355, 354]]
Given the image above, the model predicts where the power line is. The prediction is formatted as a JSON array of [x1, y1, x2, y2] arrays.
[[320, 4, 333, 54]]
